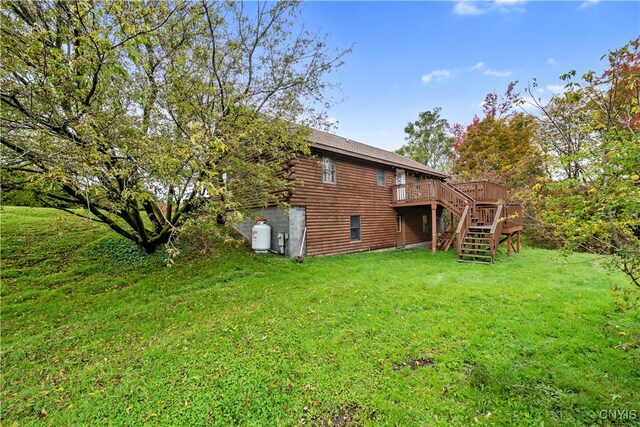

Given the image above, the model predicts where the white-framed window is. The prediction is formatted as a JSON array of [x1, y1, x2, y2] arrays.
[[350, 215, 361, 242], [322, 157, 336, 184], [377, 168, 386, 186]]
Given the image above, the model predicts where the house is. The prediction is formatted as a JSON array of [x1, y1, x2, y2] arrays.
[[236, 128, 523, 264]]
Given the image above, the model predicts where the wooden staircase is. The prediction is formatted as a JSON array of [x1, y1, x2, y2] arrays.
[[458, 217, 492, 264]]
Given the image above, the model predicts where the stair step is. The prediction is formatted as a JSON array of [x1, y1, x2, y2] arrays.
[[464, 239, 491, 243], [459, 253, 492, 258], [469, 226, 492, 230], [457, 259, 491, 265]]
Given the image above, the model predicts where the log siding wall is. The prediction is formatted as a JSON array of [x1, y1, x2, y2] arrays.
[[290, 150, 439, 256]]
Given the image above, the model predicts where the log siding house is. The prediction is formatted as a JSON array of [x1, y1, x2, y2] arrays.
[[236, 128, 523, 264]]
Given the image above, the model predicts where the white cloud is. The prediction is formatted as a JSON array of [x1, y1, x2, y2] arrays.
[[467, 62, 485, 71], [454, 0, 527, 16], [484, 69, 512, 77], [545, 84, 566, 94], [421, 69, 452, 83], [535, 87, 545, 95], [453, 1, 485, 16], [547, 58, 556, 65], [519, 96, 544, 116], [421, 61, 507, 84], [579, 0, 599, 8]]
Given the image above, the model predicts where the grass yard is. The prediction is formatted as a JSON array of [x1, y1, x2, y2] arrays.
[[1, 206, 639, 426]]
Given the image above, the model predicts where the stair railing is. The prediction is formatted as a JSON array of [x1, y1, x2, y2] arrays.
[[455, 204, 471, 255], [436, 181, 474, 217], [489, 204, 504, 263]]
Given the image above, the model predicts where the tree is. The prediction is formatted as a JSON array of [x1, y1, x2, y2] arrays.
[[526, 38, 640, 288], [532, 89, 595, 181], [396, 107, 454, 173], [451, 83, 544, 191], [1, 1, 349, 252]]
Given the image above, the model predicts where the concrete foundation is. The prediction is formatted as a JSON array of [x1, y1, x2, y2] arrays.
[[288, 207, 306, 257]]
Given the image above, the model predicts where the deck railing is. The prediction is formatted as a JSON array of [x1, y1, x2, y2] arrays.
[[476, 206, 497, 225], [392, 180, 437, 203], [392, 180, 472, 217], [393, 180, 510, 206], [503, 204, 524, 229], [452, 181, 510, 201]]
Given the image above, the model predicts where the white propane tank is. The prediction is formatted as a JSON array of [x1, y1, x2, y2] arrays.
[[251, 218, 271, 253]]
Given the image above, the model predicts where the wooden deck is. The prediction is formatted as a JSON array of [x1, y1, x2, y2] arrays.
[[391, 180, 523, 264]]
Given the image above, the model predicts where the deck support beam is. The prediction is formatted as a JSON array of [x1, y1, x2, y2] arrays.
[[431, 203, 437, 253], [507, 234, 512, 257]]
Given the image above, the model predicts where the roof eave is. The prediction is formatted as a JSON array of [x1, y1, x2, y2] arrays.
[[311, 142, 449, 179]]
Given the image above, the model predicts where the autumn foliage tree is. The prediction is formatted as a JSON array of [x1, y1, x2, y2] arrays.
[[0, 1, 348, 252], [452, 82, 544, 192]]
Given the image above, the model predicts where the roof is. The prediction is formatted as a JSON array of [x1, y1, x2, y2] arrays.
[[307, 128, 448, 178]]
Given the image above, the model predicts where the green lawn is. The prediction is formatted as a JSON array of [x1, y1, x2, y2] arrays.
[[1, 206, 639, 426]]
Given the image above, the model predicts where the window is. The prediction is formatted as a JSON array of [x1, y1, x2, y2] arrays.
[[422, 214, 428, 233], [350, 215, 361, 242], [322, 157, 336, 184], [377, 169, 386, 186], [396, 169, 406, 201]]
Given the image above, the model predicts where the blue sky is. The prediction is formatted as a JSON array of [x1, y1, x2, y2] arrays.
[[298, 0, 640, 151]]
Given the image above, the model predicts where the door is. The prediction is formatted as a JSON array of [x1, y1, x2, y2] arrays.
[[396, 215, 405, 248], [396, 169, 406, 201]]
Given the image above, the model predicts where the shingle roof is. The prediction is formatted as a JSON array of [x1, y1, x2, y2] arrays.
[[307, 128, 448, 178]]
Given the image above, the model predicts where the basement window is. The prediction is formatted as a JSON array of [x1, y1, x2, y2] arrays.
[[350, 215, 361, 242], [322, 157, 336, 184], [377, 168, 386, 186]]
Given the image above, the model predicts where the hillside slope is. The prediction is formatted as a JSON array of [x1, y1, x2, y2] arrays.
[[1, 207, 638, 425]]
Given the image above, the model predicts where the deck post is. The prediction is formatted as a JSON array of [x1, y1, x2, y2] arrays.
[[507, 234, 512, 257], [431, 203, 437, 253], [516, 232, 521, 253]]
